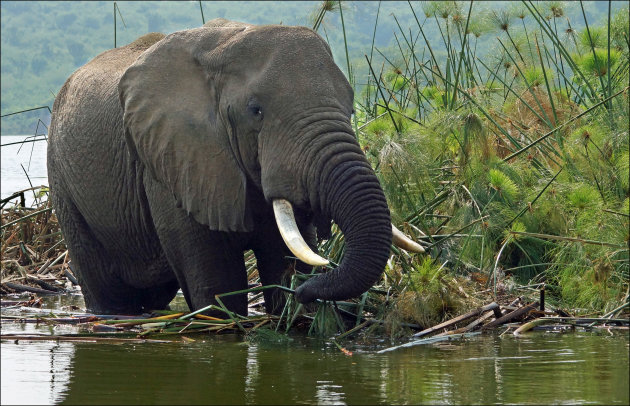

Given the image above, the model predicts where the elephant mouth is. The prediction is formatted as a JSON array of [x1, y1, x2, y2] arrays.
[[272, 198, 424, 267]]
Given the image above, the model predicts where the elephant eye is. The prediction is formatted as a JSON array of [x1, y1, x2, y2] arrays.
[[247, 99, 263, 120]]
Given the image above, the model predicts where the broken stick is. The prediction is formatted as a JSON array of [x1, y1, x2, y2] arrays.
[[413, 302, 499, 338]]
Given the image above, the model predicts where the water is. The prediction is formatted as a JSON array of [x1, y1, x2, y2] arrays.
[[1, 295, 629, 405], [1, 135, 48, 205]]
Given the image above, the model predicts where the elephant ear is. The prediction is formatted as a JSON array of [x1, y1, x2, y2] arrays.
[[119, 24, 254, 232]]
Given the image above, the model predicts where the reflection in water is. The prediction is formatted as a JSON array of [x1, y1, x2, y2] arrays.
[[2, 319, 629, 405], [378, 358, 389, 402], [1, 324, 74, 405], [244, 344, 258, 403], [47, 336, 393, 405], [315, 381, 345, 405], [57, 336, 250, 405]]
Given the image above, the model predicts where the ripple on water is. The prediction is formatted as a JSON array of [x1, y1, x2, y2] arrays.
[[1, 295, 629, 405]]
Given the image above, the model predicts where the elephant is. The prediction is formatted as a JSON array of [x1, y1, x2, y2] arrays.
[[47, 18, 423, 316]]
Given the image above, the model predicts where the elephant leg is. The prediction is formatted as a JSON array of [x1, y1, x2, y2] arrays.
[[251, 216, 317, 314], [143, 178, 249, 317], [51, 190, 179, 314], [251, 243, 294, 315]]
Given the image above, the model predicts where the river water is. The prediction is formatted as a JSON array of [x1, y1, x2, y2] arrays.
[[1, 135, 48, 205], [1, 135, 629, 404], [1, 294, 629, 405]]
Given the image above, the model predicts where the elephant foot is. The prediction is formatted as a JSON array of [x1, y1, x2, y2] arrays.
[[81, 278, 180, 315]]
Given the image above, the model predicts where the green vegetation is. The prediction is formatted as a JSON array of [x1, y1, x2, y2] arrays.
[[342, 0, 629, 327], [0, 1, 620, 134]]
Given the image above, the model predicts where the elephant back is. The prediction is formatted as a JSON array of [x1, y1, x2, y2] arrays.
[[47, 33, 167, 257], [50, 32, 165, 147]]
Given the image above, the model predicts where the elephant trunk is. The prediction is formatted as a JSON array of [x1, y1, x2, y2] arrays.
[[294, 150, 392, 303]]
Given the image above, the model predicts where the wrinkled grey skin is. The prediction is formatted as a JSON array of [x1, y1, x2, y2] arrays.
[[48, 18, 392, 315]]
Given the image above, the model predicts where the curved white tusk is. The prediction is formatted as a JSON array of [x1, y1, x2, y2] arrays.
[[272, 199, 329, 266], [392, 224, 425, 253]]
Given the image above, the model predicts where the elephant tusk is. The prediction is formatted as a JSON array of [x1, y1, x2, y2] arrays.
[[392, 224, 425, 253], [272, 199, 330, 266]]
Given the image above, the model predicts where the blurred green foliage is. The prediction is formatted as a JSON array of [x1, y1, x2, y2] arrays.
[[0, 1, 620, 134]]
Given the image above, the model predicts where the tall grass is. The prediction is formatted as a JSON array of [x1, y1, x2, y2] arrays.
[[320, 0, 629, 323]]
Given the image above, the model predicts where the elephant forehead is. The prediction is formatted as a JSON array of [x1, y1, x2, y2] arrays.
[[223, 37, 351, 104], [240, 25, 328, 50], [207, 26, 331, 72]]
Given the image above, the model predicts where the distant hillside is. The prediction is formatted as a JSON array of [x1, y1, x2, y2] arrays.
[[0, 1, 618, 135]]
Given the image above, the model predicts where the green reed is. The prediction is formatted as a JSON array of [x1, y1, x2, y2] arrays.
[[330, 0, 630, 319]]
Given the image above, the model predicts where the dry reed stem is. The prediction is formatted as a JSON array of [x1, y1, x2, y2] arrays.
[[1, 187, 70, 295]]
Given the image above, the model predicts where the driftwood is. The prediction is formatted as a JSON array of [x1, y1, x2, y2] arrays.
[[482, 302, 539, 329], [545, 316, 629, 325], [513, 318, 558, 335], [377, 332, 481, 353], [435, 309, 496, 336], [26, 275, 64, 292], [64, 268, 79, 285], [3, 282, 62, 296], [1, 334, 170, 343], [413, 302, 499, 338], [401, 295, 624, 348], [35, 259, 52, 275], [513, 316, 630, 335], [426, 300, 542, 338]]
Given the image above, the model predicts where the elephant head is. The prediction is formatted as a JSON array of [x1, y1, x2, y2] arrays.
[[118, 18, 422, 304]]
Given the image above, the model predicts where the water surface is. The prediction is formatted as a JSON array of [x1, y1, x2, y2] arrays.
[[1, 135, 48, 205], [1, 295, 628, 405]]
